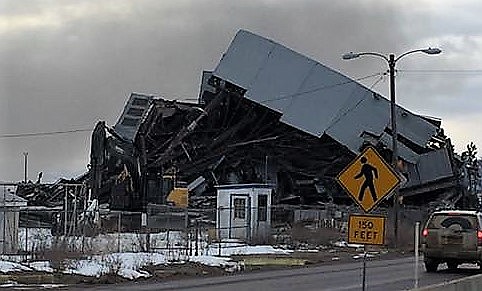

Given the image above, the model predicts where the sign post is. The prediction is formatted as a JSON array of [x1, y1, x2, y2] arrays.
[[362, 250, 367, 291], [348, 214, 386, 291], [336, 146, 400, 290]]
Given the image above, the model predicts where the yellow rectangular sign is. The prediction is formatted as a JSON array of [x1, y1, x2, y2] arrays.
[[348, 214, 385, 245]]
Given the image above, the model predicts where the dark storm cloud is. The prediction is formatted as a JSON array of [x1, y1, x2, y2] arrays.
[[0, 0, 476, 181]]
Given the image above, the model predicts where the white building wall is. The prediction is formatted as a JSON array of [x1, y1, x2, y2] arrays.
[[216, 185, 272, 242], [0, 208, 21, 254], [0, 193, 27, 254]]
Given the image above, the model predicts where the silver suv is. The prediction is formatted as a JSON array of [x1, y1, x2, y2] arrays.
[[422, 210, 482, 272]]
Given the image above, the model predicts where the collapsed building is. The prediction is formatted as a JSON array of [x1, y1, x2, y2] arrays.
[[89, 30, 461, 213]]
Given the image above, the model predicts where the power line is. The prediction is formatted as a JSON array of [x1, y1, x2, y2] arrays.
[[260, 72, 384, 104], [325, 74, 385, 132], [0, 128, 91, 139], [399, 69, 482, 75], [0, 73, 384, 139]]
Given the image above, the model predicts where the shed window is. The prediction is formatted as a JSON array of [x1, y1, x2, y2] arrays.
[[233, 198, 246, 219], [258, 195, 267, 221]]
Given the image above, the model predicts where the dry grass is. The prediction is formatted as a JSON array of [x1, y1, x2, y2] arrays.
[[289, 222, 343, 247]]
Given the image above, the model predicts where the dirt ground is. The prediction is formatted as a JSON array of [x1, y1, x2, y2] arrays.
[[0, 246, 412, 289]]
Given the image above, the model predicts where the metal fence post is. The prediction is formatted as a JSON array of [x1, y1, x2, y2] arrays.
[[185, 208, 189, 258], [25, 207, 28, 259], [117, 212, 121, 253], [414, 221, 420, 289], [195, 220, 199, 256], [64, 187, 68, 237], [217, 206, 221, 257]]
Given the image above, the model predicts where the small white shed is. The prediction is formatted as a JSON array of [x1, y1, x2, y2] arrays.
[[216, 184, 272, 243], [0, 193, 27, 254]]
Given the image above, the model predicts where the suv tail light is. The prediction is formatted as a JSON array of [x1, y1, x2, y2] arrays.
[[478, 230, 482, 246], [422, 228, 429, 237]]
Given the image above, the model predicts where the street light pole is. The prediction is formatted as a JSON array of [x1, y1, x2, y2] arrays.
[[388, 54, 397, 168], [388, 54, 400, 247], [342, 47, 441, 248], [23, 152, 28, 183]]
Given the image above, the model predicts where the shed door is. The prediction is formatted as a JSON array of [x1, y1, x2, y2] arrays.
[[230, 195, 250, 240]]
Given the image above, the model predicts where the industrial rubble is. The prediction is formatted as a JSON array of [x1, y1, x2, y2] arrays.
[[87, 30, 461, 211], [15, 30, 469, 234]]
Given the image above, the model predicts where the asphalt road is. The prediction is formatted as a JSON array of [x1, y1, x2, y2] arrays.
[[74, 257, 479, 291]]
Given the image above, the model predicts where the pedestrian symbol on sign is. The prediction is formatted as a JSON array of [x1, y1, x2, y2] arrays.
[[354, 156, 378, 202]]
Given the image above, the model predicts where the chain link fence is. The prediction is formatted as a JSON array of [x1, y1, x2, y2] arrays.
[[0, 183, 432, 263]]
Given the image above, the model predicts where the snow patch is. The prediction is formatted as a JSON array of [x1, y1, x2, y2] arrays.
[[28, 261, 54, 273], [0, 261, 32, 273], [63, 252, 168, 279], [332, 241, 364, 249], [352, 253, 375, 260], [206, 242, 292, 257]]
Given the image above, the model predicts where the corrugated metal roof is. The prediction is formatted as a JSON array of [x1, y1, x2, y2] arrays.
[[213, 30, 439, 161]]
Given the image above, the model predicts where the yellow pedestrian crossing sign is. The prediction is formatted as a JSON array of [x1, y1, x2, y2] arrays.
[[336, 146, 401, 213]]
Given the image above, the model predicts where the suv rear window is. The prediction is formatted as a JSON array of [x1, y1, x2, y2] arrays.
[[427, 214, 479, 230]]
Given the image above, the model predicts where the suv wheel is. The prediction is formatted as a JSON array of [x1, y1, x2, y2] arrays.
[[425, 258, 438, 272]]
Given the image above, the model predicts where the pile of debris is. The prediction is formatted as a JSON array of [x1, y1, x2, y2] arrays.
[[83, 30, 461, 213]]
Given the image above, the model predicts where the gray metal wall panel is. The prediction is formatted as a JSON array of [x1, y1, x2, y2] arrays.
[[378, 132, 419, 164], [213, 30, 442, 165], [278, 64, 365, 136], [246, 44, 315, 102], [325, 94, 391, 154], [417, 148, 453, 183], [396, 108, 438, 149], [214, 30, 275, 91]]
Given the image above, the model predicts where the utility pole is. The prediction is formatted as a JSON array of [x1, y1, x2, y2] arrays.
[[343, 47, 442, 248], [388, 53, 400, 248], [23, 152, 28, 183]]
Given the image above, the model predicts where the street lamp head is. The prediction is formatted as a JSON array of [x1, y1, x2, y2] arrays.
[[342, 52, 360, 60], [421, 47, 442, 55]]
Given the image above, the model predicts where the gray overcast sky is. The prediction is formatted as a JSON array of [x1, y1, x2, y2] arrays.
[[1, 0, 482, 182]]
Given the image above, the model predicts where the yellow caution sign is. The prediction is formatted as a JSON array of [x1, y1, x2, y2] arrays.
[[336, 146, 401, 213], [348, 214, 385, 245]]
